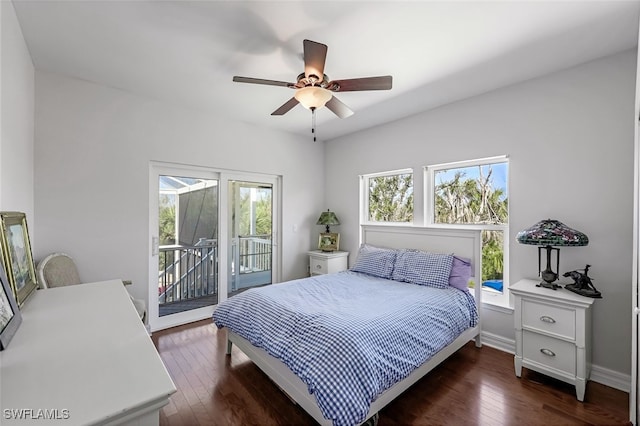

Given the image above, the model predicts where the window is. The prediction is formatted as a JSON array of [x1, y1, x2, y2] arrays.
[[361, 169, 414, 223], [360, 159, 509, 307], [426, 156, 509, 306]]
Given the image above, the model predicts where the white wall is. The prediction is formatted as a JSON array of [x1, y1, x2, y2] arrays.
[[325, 49, 636, 379], [1, 1, 35, 228], [7, 0, 635, 385], [33, 71, 324, 304]]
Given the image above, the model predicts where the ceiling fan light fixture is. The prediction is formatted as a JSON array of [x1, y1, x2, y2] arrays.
[[233, 39, 392, 120], [294, 86, 332, 110]]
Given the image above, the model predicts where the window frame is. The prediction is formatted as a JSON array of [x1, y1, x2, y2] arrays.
[[424, 155, 510, 307]]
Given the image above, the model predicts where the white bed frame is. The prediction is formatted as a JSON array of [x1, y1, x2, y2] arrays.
[[226, 225, 483, 425]]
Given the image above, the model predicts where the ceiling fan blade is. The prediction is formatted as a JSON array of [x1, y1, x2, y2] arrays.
[[329, 76, 392, 92], [233, 76, 294, 88], [325, 96, 354, 119], [303, 39, 327, 81], [271, 97, 299, 116]]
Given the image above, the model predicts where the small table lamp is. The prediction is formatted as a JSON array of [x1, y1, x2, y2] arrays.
[[516, 219, 588, 290], [316, 210, 340, 252], [316, 210, 340, 233]]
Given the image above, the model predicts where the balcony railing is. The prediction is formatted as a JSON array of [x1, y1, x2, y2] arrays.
[[236, 235, 271, 272], [158, 240, 217, 306], [231, 235, 272, 292], [158, 236, 272, 314]]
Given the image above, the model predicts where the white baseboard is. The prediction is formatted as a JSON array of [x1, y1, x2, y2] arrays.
[[479, 331, 630, 393], [591, 364, 631, 393], [481, 331, 515, 354]]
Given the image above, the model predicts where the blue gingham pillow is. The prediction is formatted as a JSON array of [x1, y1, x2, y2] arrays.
[[350, 244, 397, 279], [391, 249, 454, 288]]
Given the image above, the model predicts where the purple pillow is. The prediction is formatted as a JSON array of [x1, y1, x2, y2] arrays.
[[449, 256, 472, 291]]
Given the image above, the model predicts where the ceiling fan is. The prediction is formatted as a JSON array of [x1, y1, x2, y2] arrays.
[[232, 39, 393, 120]]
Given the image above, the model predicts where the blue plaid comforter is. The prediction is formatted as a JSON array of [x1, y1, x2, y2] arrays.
[[213, 271, 478, 426]]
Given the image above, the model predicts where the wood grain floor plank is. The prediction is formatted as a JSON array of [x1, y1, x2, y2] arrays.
[[152, 319, 630, 425]]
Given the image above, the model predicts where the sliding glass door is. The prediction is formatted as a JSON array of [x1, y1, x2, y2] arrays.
[[157, 175, 219, 317], [149, 162, 280, 332]]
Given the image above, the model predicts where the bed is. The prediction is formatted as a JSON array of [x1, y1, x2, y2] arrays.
[[213, 225, 482, 426]]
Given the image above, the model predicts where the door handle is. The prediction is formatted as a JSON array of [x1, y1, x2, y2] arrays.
[[152, 236, 159, 256]]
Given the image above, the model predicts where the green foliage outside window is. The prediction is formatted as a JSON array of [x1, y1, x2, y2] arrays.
[[237, 188, 272, 237], [481, 233, 504, 281], [368, 173, 413, 222], [434, 165, 508, 283], [158, 194, 176, 272], [159, 195, 176, 245]]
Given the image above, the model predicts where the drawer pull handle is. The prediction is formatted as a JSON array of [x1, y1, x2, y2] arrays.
[[540, 316, 556, 324], [540, 348, 556, 357], [316, 265, 321, 269]]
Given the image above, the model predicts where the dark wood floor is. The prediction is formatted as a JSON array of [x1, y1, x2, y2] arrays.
[[152, 319, 630, 425]]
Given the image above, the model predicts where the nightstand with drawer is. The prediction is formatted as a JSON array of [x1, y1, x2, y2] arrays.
[[510, 278, 595, 401], [308, 250, 349, 276]]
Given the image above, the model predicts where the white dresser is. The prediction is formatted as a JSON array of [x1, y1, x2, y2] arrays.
[[308, 250, 349, 276], [510, 278, 594, 401], [0, 280, 176, 425]]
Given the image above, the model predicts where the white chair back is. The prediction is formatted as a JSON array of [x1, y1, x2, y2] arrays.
[[36, 253, 81, 289]]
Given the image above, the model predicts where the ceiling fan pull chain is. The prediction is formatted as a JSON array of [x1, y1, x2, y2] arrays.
[[311, 107, 317, 142]]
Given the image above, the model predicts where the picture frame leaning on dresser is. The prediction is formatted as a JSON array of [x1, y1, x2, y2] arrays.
[[0, 257, 22, 350], [0, 211, 38, 307]]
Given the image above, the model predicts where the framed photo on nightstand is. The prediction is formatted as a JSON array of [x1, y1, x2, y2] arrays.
[[318, 233, 339, 252]]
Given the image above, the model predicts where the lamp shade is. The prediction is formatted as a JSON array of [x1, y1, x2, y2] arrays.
[[317, 210, 340, 233], [516, 219, 588, 247], [294, 86, 332, 110], [317, 210, 340, 226]]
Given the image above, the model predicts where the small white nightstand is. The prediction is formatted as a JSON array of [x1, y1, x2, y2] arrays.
[[510, 278, 595, 401], [308, 250, 349, 276]]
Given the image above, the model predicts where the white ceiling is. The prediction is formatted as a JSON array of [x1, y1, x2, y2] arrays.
[[12, 0, 640, 141]]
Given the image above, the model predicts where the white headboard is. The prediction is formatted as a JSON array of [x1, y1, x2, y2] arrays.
[[361, 225, 482, 307]]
